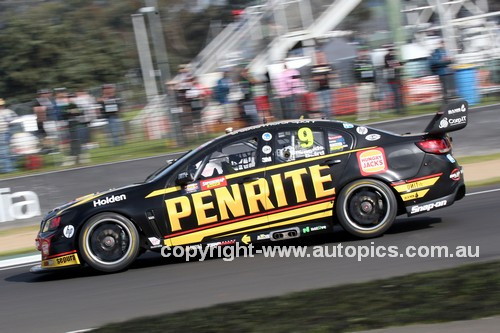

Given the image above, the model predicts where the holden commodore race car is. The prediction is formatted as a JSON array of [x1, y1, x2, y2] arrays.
[[33, 100, 468, 273]]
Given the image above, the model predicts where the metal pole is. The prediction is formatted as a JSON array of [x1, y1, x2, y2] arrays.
[[299, 0, 314, 29], [131, 14, 159, 99], [143, 0, 182, 146], [435, 0, 457, 58], [144, 0, 172, 88]]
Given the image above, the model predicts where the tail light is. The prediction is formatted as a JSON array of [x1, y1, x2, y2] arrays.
[[416, 137, 451, 154]]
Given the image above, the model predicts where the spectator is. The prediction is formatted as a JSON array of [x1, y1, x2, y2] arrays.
[[311, 51, 335, 119], [74, 89, 97, 150], [430, 40, 454, 103], [0, 98, 17, 173], [354, 47, 376, 121], [61, 93, 85, 166], [214, 70, 233, 123], [185, 77, 208, 135], [237, 67, 259, 126], [99, 84, 124, 146], [384, 46, 405, 114], [274, 62, 307, 119]]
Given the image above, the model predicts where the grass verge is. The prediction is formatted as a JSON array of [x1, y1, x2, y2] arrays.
[[457, 153, 500, 165], [0, 247, 37, 259], [94, 260, 500, 333]]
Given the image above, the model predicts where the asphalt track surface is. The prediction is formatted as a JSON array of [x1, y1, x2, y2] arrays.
[[1, 186, 499, 333]]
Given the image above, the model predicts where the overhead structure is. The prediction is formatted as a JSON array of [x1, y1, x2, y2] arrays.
[[402, 0, 499, 62]]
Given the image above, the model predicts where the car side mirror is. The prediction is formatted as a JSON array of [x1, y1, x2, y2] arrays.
[[175, 172, 193, 186]]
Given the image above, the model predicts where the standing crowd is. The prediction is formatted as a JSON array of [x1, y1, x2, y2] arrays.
[[0, 84, 124, 173]]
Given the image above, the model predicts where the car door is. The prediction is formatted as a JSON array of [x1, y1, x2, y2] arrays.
[[262, 124, 353, 233], [162, 132, 270, 247]]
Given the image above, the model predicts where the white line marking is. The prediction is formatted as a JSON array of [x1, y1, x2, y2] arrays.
[[66, 329, 95, 333], [0, 254, 40, 269], [0, 262, 39, 271], [466, 188, 500, 196]]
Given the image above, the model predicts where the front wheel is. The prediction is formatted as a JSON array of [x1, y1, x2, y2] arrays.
[[79, 212, 140, 273], [336, 179, 397, 238]]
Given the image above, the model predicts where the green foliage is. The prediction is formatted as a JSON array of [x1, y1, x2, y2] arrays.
[[94, 260, 500, 333], [0, 1, 140, 100], [0, 0, 254, 101]]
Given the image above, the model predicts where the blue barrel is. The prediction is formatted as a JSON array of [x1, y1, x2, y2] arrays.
[[454, 66, 479, 105]]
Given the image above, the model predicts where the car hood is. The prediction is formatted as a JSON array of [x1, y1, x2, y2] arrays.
[[44, 183, 143, 219]]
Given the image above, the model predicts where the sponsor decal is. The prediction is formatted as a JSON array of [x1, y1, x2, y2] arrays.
[[302, 225, 327, 234], [365, 134, 381, 141], [148, 237, 161, 246], [93, 194, 126, 207], [63, 225, 75, 238], [0, 188, 41, 223], [392, 175, 441, 193], [450, 168, 461, 181], [400, 189, 430, 201], [410, 200, 447, 214], [262, 145, 272, 154], [200, 176, 227, 191], [342, 123, 354, 129], [439, 116, 467, 129], [183, 183, 200, 194], [447, 104, 466, 115], [328, 135, 347, 152], [357, 148, 387, 176], [448, 116, 467, 126], [446, 154, 456, 163], [257, 233, 270, 240], [356, 126, 368, 135], [42, 253, 80, 268], [164, 165, 336, 232], [241, 234, 251, 244], [439, 118, 449, 129], [262, 132, 272, 141], [206, 239, 236, 248], [262, 156, 272, 163]]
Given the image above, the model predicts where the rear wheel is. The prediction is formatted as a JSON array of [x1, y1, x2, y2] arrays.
[[79, 212, 139, 273], [336, 179, 397, 238]]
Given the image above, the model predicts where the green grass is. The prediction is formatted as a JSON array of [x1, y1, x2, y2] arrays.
[[0, 247, 37, 259], [457, 153, 500, 165], [466, 176, 500, 188], [94, 260, 500, 333], [0, 225, 39, 237]]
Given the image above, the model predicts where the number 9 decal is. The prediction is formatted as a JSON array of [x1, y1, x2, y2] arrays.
[[298, 127, 314, 148]]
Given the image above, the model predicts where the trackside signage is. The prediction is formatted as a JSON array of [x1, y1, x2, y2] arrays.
[[0, 188, 41, 223]]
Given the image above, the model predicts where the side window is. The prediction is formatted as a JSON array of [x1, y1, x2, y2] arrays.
[[327, 131, 350, 152], [275, 127, 325, 163], [199, 137, 258, 178]]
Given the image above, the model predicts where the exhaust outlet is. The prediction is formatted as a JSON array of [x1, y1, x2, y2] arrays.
[[270, 227, 300, 241]]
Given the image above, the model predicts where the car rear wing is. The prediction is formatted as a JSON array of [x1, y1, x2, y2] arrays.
[[424, 100, 468, 135]]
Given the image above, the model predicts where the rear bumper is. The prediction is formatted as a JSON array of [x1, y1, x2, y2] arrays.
[[406, 181, 466, 216]]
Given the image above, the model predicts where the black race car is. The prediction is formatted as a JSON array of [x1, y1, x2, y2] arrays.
[[33, 100, 468, 273]]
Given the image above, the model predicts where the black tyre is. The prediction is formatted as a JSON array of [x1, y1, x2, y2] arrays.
[[336, 179, 397, 238], [79, 212, 140, 272]]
